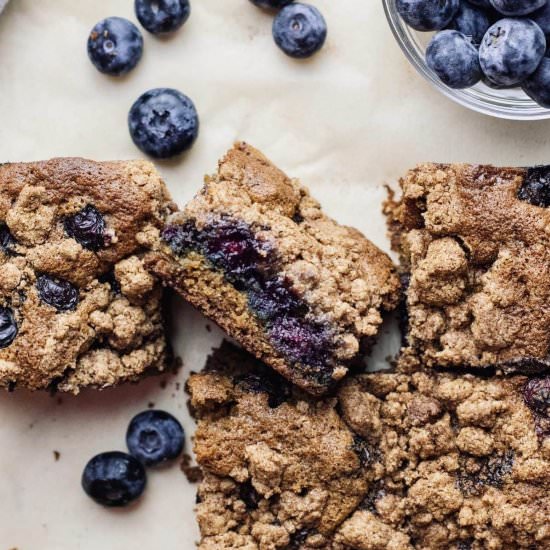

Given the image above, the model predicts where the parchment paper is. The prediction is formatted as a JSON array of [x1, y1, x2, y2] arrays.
[[2, 1, 550, 548]]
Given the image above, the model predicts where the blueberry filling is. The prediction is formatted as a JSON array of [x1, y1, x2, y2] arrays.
[[235, 370, 292, 408], [0, 307, 18, 349], [162, 219, 335, 378], [99, 270, 121, 294], [36, 275, 79, 312], [351, 435, 374, 466], [457, 451, 514, 496], [518, 166, 550, 207], [64, 205, 107, 251], [0, 223, 16, 254], [524, 376, 550, 416], [288, 529, 311, 549], [238, 480, 261, 510]]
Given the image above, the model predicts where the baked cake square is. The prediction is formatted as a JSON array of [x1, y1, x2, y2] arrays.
[[188, 343, 550, 549], [0, 158, 175, 392], [386, 163, 550, 375], [145, 142, 400, 395]]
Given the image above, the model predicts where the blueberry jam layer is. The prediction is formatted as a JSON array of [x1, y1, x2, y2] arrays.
[[162, 218, 336, 382]]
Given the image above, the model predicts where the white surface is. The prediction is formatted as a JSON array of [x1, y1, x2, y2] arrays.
[[2, 1, 550, 549]]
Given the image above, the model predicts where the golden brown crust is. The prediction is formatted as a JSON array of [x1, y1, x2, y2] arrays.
[[189, 344, 550, 549], [0, 158, 174, 392], [146, 143, 400, 394], [386, 163, 550, 373]]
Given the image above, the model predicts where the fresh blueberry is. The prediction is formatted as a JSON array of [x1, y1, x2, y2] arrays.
[[479, 18, 546, 86], [82, 451, 146, 507], [489, 0, 546, 16], [396, 0, 459, 31], [0, 223, 15, 254], [447, 2, 491, 44], [518, 166, 550, 206], [36, 275, 79, 312], [126, 410, 184, 466], [249, 0, 294, 9], [64, 205, 106, 251], [87, 17, 143, 76], [135, 0, 190, 35], [272, 3, 327, 59], [0, 307, 17, 349], [531, 2, 550, 36], [524, 377, 550, 416], [426, 30, 482, 88], [523, 56, 550, 107], [128, 88, 199, 158]]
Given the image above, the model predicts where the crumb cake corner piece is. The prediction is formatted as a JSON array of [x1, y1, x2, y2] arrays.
[[145, 142, 400, 395], [188, 343, 550, 550], [385, 162, 550, 375], [0, 157, 176, 392]]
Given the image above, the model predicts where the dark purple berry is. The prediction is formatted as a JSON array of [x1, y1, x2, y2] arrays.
[[524, 377, 550, 417], [351, 435, 373, 466], [268, 317, 331, 368], [0, 307, 18, 349], [64, 205, 106, 251], [288, 529, 311, 549], [128, 88, 199, 159], [0, 224, 15, 254], [235, 370, 291, 408], [82, 451, 146, 507], [87, 17, 143, 76], [518, 166, 550, 207], [239, 480, 261, 510], [272, 3, 327, 59], [36, 275, 79, 312], [126, 410, 185, 466], [397, 0, 459, 31], [249, 0, 294, 9], [135, 0, 190, 35]]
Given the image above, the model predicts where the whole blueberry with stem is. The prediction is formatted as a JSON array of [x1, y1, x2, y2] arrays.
[[272, 3, 327, 58], [87, 17, 143, 76], [128, 88, 199, 158], [479, 18, 546, 86], [426, 30, 482, 88]]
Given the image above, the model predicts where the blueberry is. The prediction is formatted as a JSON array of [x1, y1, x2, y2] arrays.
[[135, 0, 190, 35], [532, 2, 550, 36], [249, 0, 294, 9], [235, 370, 292, 408], [447, 2, 491, 45], [128, 88, 199, 158], [82, 451, 146, 507], [524, 377, 550, 416], [523, 56, 550, 107], [518, 166, 550, 206], [238, 480, 261, 510], [396, 0, 459, 31], [64, 205, 106, 251], [87, 17, 143, 76], [0, 307, 17, 349], [0, 223, 15, 254], [272, 3, 327, 59], [126, 410, 184, 466], [426, 30, 482, 88], [267, 316, 331, 368], [479, 18, 546, 86], [36, 275, 79, 312], [489, 0, 546, 16]]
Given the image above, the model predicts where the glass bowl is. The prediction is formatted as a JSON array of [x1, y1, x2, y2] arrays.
[[382, 0, 550, 120]]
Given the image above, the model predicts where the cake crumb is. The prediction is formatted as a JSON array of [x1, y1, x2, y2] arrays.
[[180, 453, 203, 483], [53, 451, 60, 461]]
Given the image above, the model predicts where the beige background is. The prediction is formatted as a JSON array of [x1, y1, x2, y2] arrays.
[[1, 0, 550, 548]]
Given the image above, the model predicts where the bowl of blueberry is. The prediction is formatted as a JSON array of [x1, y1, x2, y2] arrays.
[[384, 0, 550, 119]]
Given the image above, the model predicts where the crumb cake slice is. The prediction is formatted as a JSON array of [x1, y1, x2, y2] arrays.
[[146, 142, 400, 395], [0, 158, 175, 392], [386, 163, 550, 375], [188, 343, 550, 550]]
